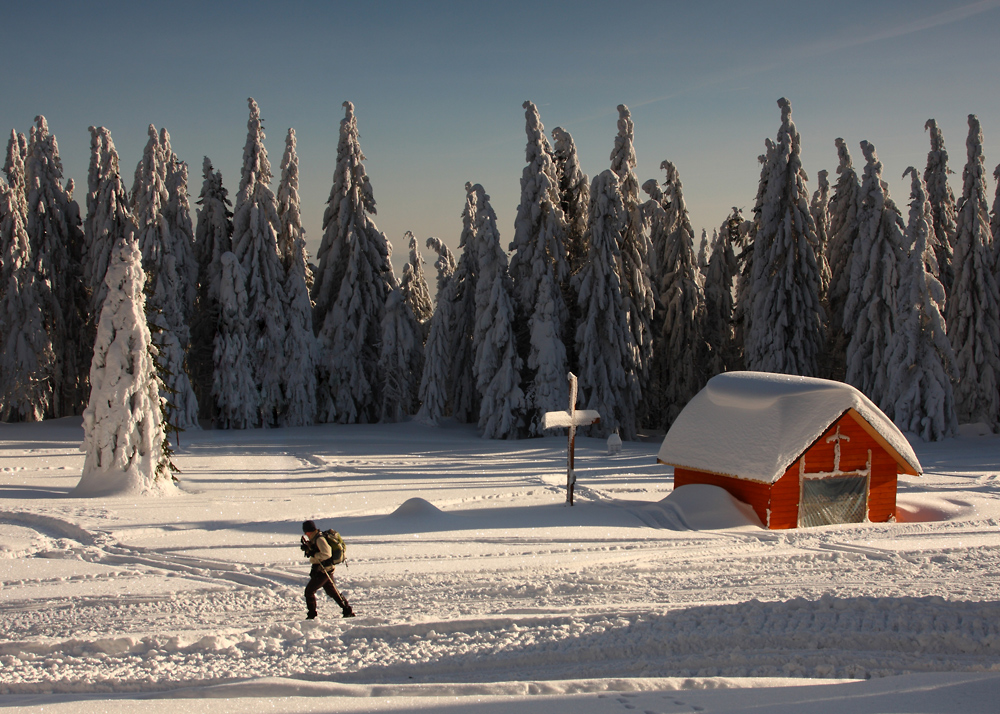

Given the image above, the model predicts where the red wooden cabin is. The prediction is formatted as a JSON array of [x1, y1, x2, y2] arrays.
[[657, 372, 922, 530]]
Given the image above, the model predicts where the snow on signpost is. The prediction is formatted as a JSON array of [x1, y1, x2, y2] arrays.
[[542, 372, 599, 506]]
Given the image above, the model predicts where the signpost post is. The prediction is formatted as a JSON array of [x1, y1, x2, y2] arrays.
[[542, 372, 600, 506]]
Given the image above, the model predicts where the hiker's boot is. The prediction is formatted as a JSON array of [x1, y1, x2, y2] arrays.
[[342, 606, 355, 618], [306, 611, 318, 620]]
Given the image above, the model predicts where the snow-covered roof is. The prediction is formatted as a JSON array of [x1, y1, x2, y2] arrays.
[[657, 371, 922, 483]]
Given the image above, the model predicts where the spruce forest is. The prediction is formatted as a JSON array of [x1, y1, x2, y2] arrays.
[[2, 96, 998, 449]]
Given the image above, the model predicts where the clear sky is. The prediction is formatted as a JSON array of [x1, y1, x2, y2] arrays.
[[4, 0, 1000, 277]]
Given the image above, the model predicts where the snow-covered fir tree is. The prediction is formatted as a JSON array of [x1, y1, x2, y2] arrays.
[[0, 181, 55, 422], [551, 126, 590, 277], [448, 187, 482, 424], [400, 231, 433, 330], [313, 102, 396, 424], [844, 140, 905, 412], [131, 124, 199, 433], [277, 129, 318, 427], [213, 251, 258, 429], [923, 119, 957, 298], [947, 115, 1000, 429], [886, 167, 958, 441], [471, 183, 525, 439], [415, 237, 457, 426], [744, 98, 824, 378], [25, 116, 87, 418], [76, 230, 172, 496], [575, 170, 636, 440], [823, 138, 862, 381], [992, 163, 1000, 266], [642, 161, 707, 429], [610, 105, 654, 411], [378, 285, 424, 423], [190, 158, 233, 421], [4, 130, 28, 227], [232, 99, 288, 427], [810, 168, 833, 298], [161, 129, 198, 324], [702, 213, 740, 377]]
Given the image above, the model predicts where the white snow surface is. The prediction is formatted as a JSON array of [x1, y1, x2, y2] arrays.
[[1, 416, 999, 713], [657, 371, 922, 483]]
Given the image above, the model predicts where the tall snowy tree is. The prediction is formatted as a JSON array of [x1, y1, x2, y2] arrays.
[[379, 284, 424, 423], [415, 237, 457, 426], [744, 98, 825, 378], [702, 210, 741, 377], [551, 126, 590, 277], [992, 162, 1000, 268], [25, 116, 87, 418], [886, 167, 958, 441], [132, 124, 199, 433], [575, 170, 636, 440], [643, 161, 707, 429], [190, 158, 233, 421], [447, 187, 482, 424], [400, 231, 433, 330], [471, 183, 525, 439], [277, 127, 317, 427], [313, 102, 396, 423], [76, 230, 172, 497], [232, 99, 288, 427], [923, 119, 958, 298], [0, 181, 55, 422], [844, 140, 905, 412], [4, 130, 28, 227], [810, 168, 833, 298], [823, 138, 862, 381], [610, 105, 655, 410], [213, 251, 258, 429], [947, 115, 1000, 429]]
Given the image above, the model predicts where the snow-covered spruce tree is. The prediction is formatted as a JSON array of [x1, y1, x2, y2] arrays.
[[132, 125, 199, 433], [642, 161, 707, 429], [0, 181, 55, 422], [843, 140, 905, 413], [76, 230, 173, 497], [161, 129, 198, 324], [947, 115, 1000, 429], [313, 102, 396, 424], [610, 105, 655, 410], [4, 130, 28, 228], [551, 126, 590, 277], [575, 169, 636, 440], [924, 119, 957, 298], [744, 98, 824, 378], [400, 231, 433, 330], [993, 162, 1000, 250], [702, 215, 740, 377], [734, 146, 771, 361], [231, 99, 288, 427], [25, 116, 87, 418], [886, 167, 958, 441], [378, 285, 423, 423], [447, 187, 481, 423], [213, 251, 258, 429], [822, 138, 862, 381], [810, 168, 833, 299], [415, 237, 457, 425], [276, 128, 318, 427], [190, 158, 233, 421], [471, 183, 525, 439]]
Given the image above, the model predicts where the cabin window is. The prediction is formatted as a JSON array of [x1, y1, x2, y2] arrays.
[[798, 474, 868, 527]]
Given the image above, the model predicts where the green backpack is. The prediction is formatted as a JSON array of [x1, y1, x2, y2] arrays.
[[320, 529, 347, 566]]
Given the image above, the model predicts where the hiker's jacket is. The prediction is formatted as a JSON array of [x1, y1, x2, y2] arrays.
[[307, 532, 335, 571]]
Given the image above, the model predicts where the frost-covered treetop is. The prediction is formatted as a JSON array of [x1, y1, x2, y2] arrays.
[[962, 114, 990, 207], [239, 98, 272, 196], [611, 104, 639, 207], [522, 100, 554, 165], [835, 137, 853, 173]]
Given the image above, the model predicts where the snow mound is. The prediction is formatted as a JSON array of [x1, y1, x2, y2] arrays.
[[957, 422, 993, 437], [633, 485, 762, 530], [896, 495, 976, 522], [390, 497, 446, 519]]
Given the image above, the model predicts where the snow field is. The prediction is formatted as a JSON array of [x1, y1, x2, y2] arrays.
[[1, 418, 999, 708]]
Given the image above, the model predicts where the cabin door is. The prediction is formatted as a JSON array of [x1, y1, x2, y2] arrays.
[[797, 429, 871, 528]]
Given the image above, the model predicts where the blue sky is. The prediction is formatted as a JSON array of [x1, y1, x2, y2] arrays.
[[5, 0, 1000, 275]]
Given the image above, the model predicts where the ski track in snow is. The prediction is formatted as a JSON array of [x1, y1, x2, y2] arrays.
[[0, 420, 999, 696]]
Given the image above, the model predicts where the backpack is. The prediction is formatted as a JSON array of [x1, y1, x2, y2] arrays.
[[320, 529, 346, 567]]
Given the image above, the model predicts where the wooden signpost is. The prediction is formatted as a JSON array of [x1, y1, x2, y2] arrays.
[[542, 373, 600, 506]]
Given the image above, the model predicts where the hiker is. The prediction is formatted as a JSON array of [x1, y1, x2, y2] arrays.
[[300, 520, 355, 619]]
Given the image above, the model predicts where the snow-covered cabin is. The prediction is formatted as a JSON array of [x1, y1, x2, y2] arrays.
[[657, 372, 922, 529]]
